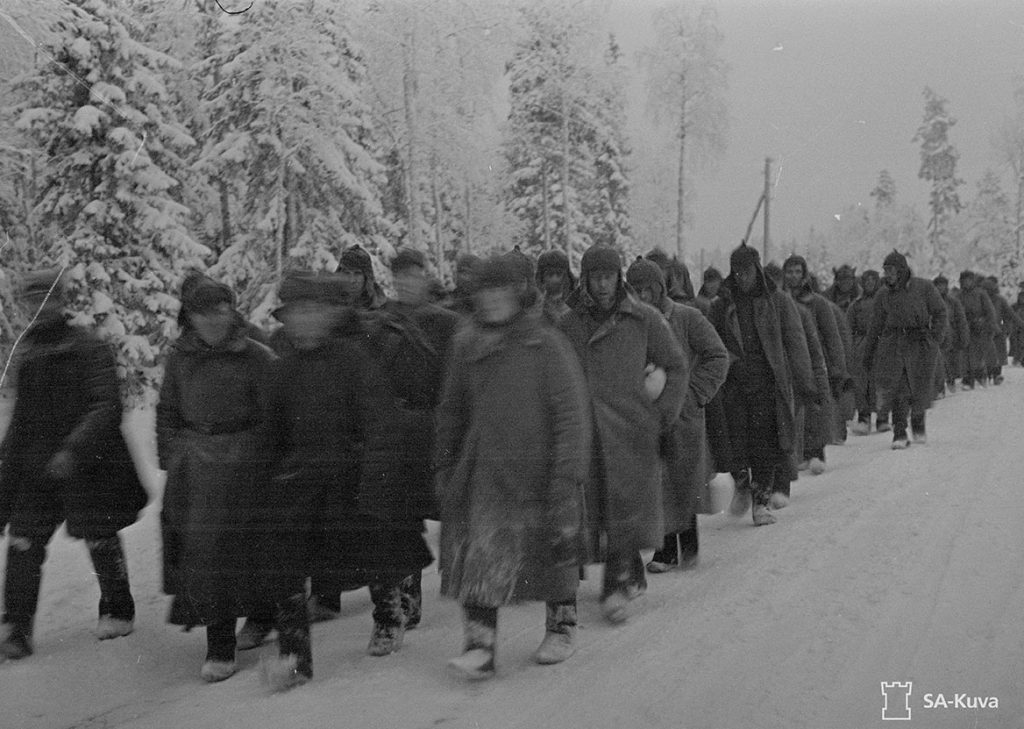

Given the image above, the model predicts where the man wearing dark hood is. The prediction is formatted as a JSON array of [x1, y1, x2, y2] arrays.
[[981, 276, 1023, 385], [862, 251, 947, 449], [708, 244, 816, 526], [447, 253, 482, 318], [953, 271, 998, 389], [697, 267, 723, 313], [823, 265, 860, 312], [336, 244, 387, 311], [932, 275, 969, 396], [158, 272, 278, 682], [626, 258, 728, 572], [1011, 286, 1024, 365], [1, 268, 147, 662], [558, 245, 687, 623], [536, 249, 576, 324], [782, 255, 849, 473], [847, 270, 889, 433]]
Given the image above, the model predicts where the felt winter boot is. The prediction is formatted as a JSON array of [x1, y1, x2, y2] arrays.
[[400, 572, 423, 630], [534, 600, 578, 665], [728, 469, 752, 516], [237, 618, 275, 651], [367, 582, 405, 657], [262, 593, 312, 691], [448, 605, 497, 680], [201, 618, 237, 683], [0, 622, 32, 660], [86, 536, 135, 641]]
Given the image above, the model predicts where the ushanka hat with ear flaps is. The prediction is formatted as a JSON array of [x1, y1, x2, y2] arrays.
[[337, 244, 375, 280], [579, 245, 622, 278], [883, 249, 909, 270], [475, 255, 521, 290], [177, 271, 235, 326], [729, 241, 760, 272], [625, 256, 665, 297], [272, 270, 347, 320]]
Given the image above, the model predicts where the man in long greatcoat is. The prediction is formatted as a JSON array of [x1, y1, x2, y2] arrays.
[[558, 245, 687, 623], [862, 251, 947, 449], [708, 245, 816, 526]]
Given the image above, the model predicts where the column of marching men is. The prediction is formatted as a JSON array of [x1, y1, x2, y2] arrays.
[[1, 242, 1021, 688]]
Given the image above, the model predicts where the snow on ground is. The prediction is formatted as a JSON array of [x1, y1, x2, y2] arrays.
[[2, 371, 1024, 729]]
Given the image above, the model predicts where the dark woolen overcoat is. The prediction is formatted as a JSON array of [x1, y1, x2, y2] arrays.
[[0, 319, 146, 540], [863, 275, 947, 411], [846, 291, 877, 395], [254, 334, 432, 595], [935, 293, 969, 386], [157, 324, 275, 625], [558, 291, 688, 555], [953, 287, 998, 377], [794, 300, 830, 457], [709, 274, 817, 456], [1011, 300, 1024, 363], [433, 312, 590, 606], [827, 298, 856, 425], [989, 292, 1023, 368], [658, 299, 728, 529]]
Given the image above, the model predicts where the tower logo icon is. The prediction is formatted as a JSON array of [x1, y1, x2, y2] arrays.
[[881, 681, 913, 721]]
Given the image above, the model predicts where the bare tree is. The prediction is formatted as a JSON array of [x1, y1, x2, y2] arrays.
[[639, 1, 729, 260]]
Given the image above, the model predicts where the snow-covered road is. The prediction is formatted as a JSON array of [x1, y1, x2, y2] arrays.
[[2, 370, 1023, 729]]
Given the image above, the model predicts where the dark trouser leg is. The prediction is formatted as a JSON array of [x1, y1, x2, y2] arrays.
[[651, 532, 679, 566], [679, 513, 698, 562], [85, 535, 134, 622], [750, 464, 775, 508], [773, 463, 791, 498], [462, 603, 498, 652], [2, 534, 49, 635], [367, 578, 406, 656], [400, 572, 422, 629], [910, 410, 926, 438], [206, 617, 237, 662], [274, 592, 312, 678], [369, 580, 405, 628], [601, 549, 636, 600], [891, 397, 909, 439]]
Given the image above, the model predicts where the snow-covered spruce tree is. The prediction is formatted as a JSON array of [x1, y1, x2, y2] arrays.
[[12, 0, 209, 400], [963, 169, 1014, 282], [195, 0, 389, 323], [579, 34, 632, 253], [503, 2, 630, 268], [913, 87, 964, 271]]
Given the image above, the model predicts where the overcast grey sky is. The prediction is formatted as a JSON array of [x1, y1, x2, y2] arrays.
[[613, 0, 1024, 262]]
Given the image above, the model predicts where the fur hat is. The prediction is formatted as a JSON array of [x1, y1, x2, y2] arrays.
[[273, 270, 346, 320], [833, 264, 857, 280], [337, 245, 375, 280], [536, 249, 571, 277], [179, 272, 234, 315], [390, 248, 427, 274], [729, 242, 760, 272], [475, 256, 521, 290], [503, 245, 536, 284], [933, 274, 949, 286], [580, 245, 621, 278], [783, 254, 808, 276], [883, 249, 909, 271], [626, 257, 665, 297], [703, 266, 723, 283], [763, 261, 783, 285]]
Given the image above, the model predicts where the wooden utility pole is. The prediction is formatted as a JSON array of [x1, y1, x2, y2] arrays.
[[763, 157, 772, 262]]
